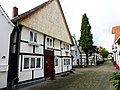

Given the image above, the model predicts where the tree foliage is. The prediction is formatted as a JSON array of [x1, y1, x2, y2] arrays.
[[99, 46, 109, 58], [79, 13, 94, 65]]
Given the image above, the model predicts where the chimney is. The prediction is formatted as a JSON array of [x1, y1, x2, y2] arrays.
[[12, 6, 18, 18]]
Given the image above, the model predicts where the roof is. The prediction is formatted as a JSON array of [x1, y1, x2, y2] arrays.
[[112, 26, 120, 43], [72, 35, 80, 53], [12, 1, 49, 22], [12, 0, 73, 45], [0, 5, 14, 27]]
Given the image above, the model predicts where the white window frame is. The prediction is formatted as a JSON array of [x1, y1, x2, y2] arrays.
[[63, 43, 69, 50], [30, 57, 35, 68], [36, 58, 41, 68], [64, 59, 70, 66], [30, 31, 37, 42], [23, 56, 42, 71], [29, 31, 39, 46], [46, 37, 53, 48], [23, 57, 29, 69], [55, 58, 59, 66]]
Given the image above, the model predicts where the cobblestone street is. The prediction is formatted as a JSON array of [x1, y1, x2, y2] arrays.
[[20, 61, 117, 90]]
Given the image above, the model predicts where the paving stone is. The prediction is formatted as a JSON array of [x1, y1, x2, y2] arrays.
[[20, 61, 117, 90]]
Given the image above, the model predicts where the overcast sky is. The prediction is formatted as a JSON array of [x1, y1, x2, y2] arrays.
[[0, 0, 120, 52]]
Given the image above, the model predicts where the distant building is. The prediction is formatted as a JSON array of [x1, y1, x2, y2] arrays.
[[79, 46, 103, 66], [112, 26, 120, 66], [71, 35, 81, 67]]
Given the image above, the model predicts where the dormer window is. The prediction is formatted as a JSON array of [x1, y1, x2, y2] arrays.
[[30, 31, 37, 42]]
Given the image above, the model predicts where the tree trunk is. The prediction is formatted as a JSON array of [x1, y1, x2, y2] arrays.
[[86, 52, 89, 66]]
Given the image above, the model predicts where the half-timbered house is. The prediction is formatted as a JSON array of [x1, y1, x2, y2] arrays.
[[7, 0, 73, 88]]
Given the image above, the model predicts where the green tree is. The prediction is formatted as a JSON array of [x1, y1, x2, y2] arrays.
[[99, 46, 109, 58], [79, 13, 94, 65]]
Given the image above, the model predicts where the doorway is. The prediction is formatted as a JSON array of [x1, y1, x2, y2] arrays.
[[44, 50, 55, 79]]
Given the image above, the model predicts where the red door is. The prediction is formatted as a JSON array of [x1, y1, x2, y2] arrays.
[[44, 50, 55, 79]]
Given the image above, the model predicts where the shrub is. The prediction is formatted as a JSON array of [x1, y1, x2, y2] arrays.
[[111, 71, 120, 90]]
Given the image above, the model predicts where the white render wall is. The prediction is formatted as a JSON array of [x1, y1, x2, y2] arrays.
[[116, 44, 120, 66], [113, 43, 120, 66], [0, 7, 14, 88], [0, 11, 13, 65], [20, 27, 44, 54], [54, 39, 62, 73], [54, 39, 72, 73], [0, 72, 7, 88], [18, 26, 44, 82]]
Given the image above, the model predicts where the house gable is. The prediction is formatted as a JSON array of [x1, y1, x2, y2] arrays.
[[14, 0, 73, 44], [0, 5, 14, 27], [112, 26, 120, 43], [0, 6, 14, 60]]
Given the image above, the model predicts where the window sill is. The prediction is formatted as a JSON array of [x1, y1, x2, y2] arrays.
[[46, 46, 54, 49], [22, 68, 43, 72], [64, 65, 70, 66], [63, 50, 69, 53], [28, 41, 39, 47]]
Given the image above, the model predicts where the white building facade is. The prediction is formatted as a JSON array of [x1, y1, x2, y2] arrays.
[[71, 35, 81, 66], [112, 26, 120, 66], [0, 5, 14, 89]]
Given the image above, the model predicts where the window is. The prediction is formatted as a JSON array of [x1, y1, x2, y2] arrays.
[[47, 38, 49, 45], [36, 58, 41, 68], [66, 44, 69, 50], [31, 58, 35, 68], [63, 44, 65, 49], [23, 56, 42, 70], [46, 37, 53, 47], [75, 51, 77, 56], [66, 52, 69, 56], [50, 39, 52, 46], [63, 43, 69, 50], [55, 59, 58, 66], [64, 59, 70, 65], [71, 50, 74, 55], [34, 33, 37, 42], [30, 31, 33, 42], [30, 31, 37, 42], [24, 58, 29, 69]]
